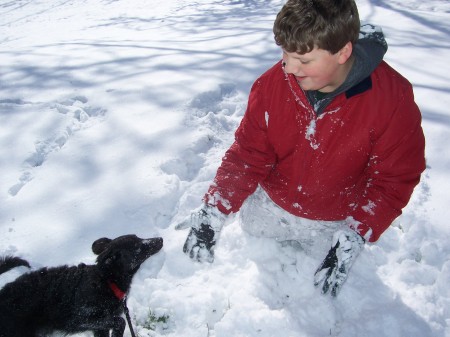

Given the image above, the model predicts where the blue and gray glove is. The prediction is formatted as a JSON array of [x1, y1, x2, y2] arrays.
[[176, 204, 226, 263], [314, 228, 365, 297]]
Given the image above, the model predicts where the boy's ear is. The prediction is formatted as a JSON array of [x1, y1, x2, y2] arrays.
[[337, 42, 353, 64]]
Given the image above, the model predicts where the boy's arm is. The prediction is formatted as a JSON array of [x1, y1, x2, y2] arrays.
[[348, 84, 426, 242], [205, 80, 277, 214]]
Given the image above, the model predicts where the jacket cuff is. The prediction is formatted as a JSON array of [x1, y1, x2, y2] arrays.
[[346, 216, 373, 242], [203, 191, 233, 215]]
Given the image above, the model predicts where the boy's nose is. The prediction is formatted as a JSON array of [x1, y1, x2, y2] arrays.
[[283, 60, 299, 75]]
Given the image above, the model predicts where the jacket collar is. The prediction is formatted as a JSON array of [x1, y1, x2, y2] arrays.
[[345, 75, 372, 99]]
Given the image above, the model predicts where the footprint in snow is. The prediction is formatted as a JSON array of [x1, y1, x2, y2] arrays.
[[160, 83, 245, 183], [8, 96, 106, 196], [160, 136, 215, 181]]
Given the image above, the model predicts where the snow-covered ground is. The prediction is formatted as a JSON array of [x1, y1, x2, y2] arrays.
[[1, 0, 449, 336]]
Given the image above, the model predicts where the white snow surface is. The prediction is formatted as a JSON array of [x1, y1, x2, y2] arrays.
[[1, 0, 450, 336]]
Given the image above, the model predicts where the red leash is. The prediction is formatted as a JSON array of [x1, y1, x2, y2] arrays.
[[108, 281, 137, 337], [108, 281, 126, 300]]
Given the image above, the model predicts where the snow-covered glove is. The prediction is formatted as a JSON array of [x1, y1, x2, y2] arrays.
[[175, 204, 226, 263], [314, 228, 365, 297]]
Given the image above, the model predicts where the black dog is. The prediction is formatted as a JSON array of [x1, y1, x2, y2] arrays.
[[0, 234, 163, 337]]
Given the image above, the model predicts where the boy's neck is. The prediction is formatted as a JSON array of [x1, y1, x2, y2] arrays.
[[319, 55, 355, 94]]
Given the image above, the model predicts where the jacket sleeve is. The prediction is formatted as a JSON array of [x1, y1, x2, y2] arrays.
[[349, 84, 426, 242], [204, 79, 277, 214]]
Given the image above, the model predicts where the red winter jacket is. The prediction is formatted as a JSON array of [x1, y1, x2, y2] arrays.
[[205, 60, 426, 242]]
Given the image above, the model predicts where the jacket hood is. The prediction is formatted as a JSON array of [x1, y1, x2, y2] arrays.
[[349, 23, 388, 89]]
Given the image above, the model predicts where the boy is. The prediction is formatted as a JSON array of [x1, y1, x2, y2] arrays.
[[177, 0, 425, 296]]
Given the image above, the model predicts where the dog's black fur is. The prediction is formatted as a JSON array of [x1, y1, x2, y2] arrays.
[[0, 235, 163, 337]]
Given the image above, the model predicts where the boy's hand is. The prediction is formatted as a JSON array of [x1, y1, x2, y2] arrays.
[[176, 204, 226, 263], [314, 228, 365, 297]]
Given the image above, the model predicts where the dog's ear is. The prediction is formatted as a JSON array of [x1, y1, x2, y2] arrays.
[[92, 237, 112, 255]]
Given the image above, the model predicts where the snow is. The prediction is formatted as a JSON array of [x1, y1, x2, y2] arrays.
[[1, 0, 449, 336]]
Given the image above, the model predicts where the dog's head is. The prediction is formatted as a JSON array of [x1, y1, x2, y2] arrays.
[[92, 235, 163, 279]]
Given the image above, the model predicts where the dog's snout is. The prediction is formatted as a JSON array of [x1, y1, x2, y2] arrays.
[[144, 237, 163, 251], [145, 237, 163, 244]]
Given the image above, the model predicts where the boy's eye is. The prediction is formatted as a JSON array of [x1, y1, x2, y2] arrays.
[[295, 58, 310, 65]]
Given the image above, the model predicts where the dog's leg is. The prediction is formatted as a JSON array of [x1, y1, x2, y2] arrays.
[[93, 330, 110, 337], [110, 316, 126, 337], [79, 316, 125, 337], [88, 317, 125, 337]]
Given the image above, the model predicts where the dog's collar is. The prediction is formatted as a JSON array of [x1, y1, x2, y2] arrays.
[[108, 281, 126, 301]]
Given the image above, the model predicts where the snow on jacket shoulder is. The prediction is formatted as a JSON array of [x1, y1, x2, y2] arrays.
[[205, 60, 426, 242]]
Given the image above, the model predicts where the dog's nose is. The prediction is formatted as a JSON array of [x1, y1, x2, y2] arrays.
[[144, 237, 163, 249]]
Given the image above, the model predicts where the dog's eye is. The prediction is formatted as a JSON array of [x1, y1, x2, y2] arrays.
[[106, 252, 121, 263]]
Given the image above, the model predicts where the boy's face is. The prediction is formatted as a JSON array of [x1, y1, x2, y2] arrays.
[[282, 44, 352, 93]]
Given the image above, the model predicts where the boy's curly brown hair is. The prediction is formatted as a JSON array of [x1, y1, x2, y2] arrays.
[[273, 0, 360, 54]]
